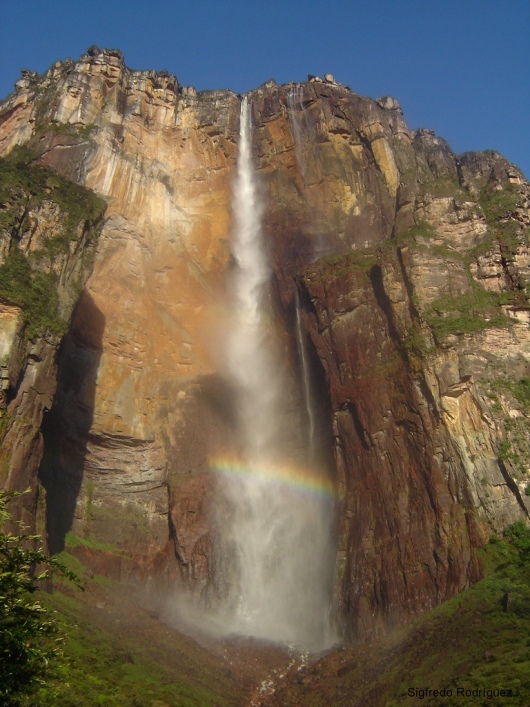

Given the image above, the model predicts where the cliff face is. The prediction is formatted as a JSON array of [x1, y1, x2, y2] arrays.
[[1, 49, 529, 639], [0, 148, 105, 528]]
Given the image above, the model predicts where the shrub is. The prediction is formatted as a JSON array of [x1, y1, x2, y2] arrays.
[[404, 220, 438, 240], [0, 248, 65, 338], [0, 489, 81, 702], [424, 285, 514, 340], [503, 520, 530, 552], [479, 185, 520, 226], [479, 184, 524, 252]]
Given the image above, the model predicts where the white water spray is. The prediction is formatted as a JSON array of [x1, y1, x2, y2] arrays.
[[213, 96, 335, 651], [287, 86, 312, 183]]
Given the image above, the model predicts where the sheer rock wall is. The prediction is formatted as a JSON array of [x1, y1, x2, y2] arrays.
[[1, 50, 529, 638]]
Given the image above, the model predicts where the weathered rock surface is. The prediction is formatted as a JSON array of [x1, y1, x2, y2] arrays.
[[0, 151, 105, 527], [1, 48, 529, 638]]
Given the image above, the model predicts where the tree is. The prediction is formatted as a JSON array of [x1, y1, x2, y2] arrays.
[[0, 489, 81, 703]]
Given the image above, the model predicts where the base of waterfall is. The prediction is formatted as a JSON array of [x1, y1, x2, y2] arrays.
[[206, 453, 337, 652]]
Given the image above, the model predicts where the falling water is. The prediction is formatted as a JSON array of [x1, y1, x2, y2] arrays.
[[287, 85, 331, 259], [287, 86, 312, 183], [212, 96, 335, 651], [294, 289, 316, 462]]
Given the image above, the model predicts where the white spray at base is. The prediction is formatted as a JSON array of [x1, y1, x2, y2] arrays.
[[212, 96, 335, 652]]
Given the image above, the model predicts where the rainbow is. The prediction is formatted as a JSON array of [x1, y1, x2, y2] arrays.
[[210, 454, 336, 500]]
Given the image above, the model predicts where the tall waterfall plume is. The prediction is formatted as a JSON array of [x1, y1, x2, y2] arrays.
[[211, 96, 335, 652]]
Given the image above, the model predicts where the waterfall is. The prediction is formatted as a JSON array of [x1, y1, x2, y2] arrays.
[[287, 86, 311, 183], [211, 96, 335, 651], [294, 289, 316, 462], [287, 85, 330, 259], [224, 95, 279, 459]]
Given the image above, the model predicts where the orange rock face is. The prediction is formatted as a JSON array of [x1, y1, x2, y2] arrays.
[[1, 50, 529, 639]]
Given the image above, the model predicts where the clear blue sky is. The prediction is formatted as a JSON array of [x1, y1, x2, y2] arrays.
[[1, 0, 528, 177]]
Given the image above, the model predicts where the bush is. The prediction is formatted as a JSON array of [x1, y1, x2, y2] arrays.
[[0, 248, 65, 338], [479, 185, 520, 226], [0, 489, 81, 702], [424, 285, 514, 340], [479, 184, 524, 251]]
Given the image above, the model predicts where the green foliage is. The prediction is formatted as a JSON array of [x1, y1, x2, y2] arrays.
[[47, 121, 96, 140], [0, 489, 82, 703], [64, 531, 122, 554], [424, 284, 514, 339], [0, 148, 106, 248], [403, 220, 438, 240], [503, 520, 530, 552], [20, 562, 238, 705], [467, 233, 498, 260], [479, 184, 526, 255], [0, 248, 65, 338], [313, 248, 377, 281], [479, 185, 520, 227], [498, 438, 518, 464], [402, 321, 430, 372], [513, 377, 530, 411], [421, 175, 470, 201], [490, 377, 530, 476], [278, 521, 530, 705], [0, 150, 106, 338]]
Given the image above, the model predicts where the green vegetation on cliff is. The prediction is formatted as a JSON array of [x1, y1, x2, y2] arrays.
[[314, 248, 378, 280], [424, 285, 514, 340], [0, 148, 106, 338], [0, 146, 105, 250], [0, 248, 64, 338], [479, 183, 529, 256], [271, 522, 530, 706], [15, 544, 243, 706]]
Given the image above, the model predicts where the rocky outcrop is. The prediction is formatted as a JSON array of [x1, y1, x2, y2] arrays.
[[0, 48, 529, 638], [0, 149, 105, 528]]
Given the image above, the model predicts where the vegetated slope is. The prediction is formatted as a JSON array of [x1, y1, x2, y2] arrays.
[[23, 540, 247, 706], [264, 523, 530, 706], [0, 147, 105, 528]]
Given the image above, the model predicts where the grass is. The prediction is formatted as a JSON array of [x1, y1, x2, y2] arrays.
[[17, 548, 243, 706], [273, 522, 530, 706], [311, 248, 377, 282], [493, 376, 530, 412], [424, 284, 514, 340], [479, 184, 520, 228], [479, 183, 528, 255], [420, 175, 471, 201], [22, 591, 231, 706], [64, 531, 123, 555], [404, 220, 438, 239]]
